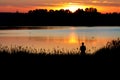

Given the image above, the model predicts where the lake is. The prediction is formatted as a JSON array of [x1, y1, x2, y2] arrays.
[[0, 26, 120, 54]]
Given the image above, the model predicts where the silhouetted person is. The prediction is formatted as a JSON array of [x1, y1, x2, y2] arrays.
[[80, 42, 86, 55]]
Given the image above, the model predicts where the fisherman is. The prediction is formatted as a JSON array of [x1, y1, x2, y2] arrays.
[[80, 42, 86, 55]]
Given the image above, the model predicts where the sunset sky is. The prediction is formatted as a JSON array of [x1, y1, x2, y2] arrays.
[[0, 0, 120, 13]]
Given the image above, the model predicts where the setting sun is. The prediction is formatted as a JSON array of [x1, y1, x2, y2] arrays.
[[63, 3, 86, 12]]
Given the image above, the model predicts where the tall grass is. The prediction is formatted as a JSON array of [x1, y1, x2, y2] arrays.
[[0, 44, 81, 55], [0, 39, 120, 64], [0, 38, 120, 56], [94, 38, 120, 56]]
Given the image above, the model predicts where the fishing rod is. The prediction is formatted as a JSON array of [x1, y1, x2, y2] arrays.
[[78, 35, 80, 46]]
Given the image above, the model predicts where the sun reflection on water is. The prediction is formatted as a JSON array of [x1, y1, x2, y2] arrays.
[[68, 32, 79, 44]]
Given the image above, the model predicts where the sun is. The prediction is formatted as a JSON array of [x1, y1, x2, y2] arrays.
[[63, 3, 86, 12], [65, 5, 79, 12]]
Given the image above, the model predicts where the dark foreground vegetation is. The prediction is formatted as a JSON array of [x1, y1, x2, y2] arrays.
[[0, 39, 120, 65], [0, 7, 120, 26]]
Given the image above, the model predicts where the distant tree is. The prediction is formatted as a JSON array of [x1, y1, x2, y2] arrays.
[[112, 12, 118, 15], [74, 8, 84, 14], [49, 9, 54, 13], [85, 8, 89, 12], [64, 9, 72, 14], [28, 10, 33, 13], [59, 9, 65, 14], [85, 7, 97, 13], [28, 9, 48, 15], [16, 10, 19, 13]]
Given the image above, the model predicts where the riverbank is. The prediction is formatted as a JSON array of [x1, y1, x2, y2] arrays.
[[0, 39, 119, 65]]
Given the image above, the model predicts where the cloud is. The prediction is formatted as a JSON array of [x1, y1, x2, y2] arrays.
[[0, 0, 64, 8], [0, 0, 120, 8], [88, 1, 120, 7], [71, 0, 120, 7]]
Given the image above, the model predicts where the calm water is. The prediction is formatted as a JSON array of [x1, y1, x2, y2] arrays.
[[0, 26, 120, 54]]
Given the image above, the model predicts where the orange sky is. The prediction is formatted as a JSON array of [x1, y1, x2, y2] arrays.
[[0, 0, 120, 13]]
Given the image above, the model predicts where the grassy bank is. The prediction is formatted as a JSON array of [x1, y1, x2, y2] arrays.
[[0, 39, 120, 65]]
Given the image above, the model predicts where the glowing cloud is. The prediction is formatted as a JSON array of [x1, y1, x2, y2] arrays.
[[0, 0, 120, 12]]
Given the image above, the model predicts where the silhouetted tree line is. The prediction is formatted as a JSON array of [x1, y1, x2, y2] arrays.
[[0, 7, 120, 26]]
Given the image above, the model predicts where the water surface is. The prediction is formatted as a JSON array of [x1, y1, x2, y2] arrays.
[[0, 26, 120, 54]]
